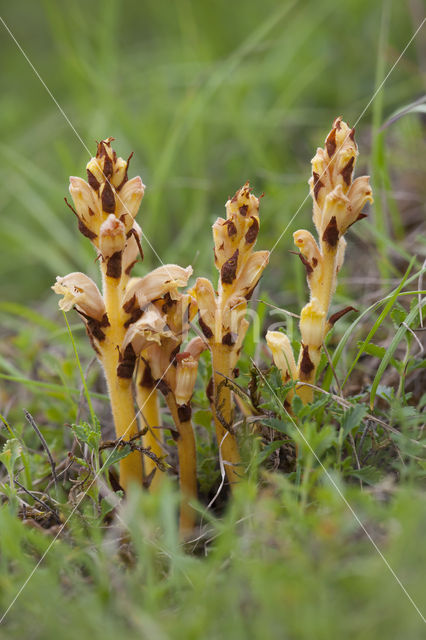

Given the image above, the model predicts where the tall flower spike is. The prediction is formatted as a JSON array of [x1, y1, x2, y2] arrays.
[[293, 118, 373, 403], [54, 138, 192, 493], [193, 183, 269, 486]]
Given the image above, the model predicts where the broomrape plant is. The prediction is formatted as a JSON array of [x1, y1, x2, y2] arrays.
[[51, 118, 371, 532], [267, 118, 373, 404], [123, 290, 205, 532], [53, 139, 192, 495], [192, 184, 269, 485]]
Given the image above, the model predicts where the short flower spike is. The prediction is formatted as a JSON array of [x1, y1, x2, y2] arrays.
[[193, 183, 269, 485]]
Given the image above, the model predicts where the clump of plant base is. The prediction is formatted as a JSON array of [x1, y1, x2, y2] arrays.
[[267, 118, 373, 404], [53, 119, 372, 534]]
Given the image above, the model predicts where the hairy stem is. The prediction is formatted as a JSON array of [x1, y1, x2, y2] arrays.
[[212, 344, 241, 486], [101, 268, 142, 491], [166, 394, 197, 536], [135, 366, 164, 490]]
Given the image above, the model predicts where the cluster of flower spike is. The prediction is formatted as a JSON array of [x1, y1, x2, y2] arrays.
[[52, 139, 195, 498], [267, 117, 373, 404], [52, 138, 272, 532], [52, 119, 372, 533]]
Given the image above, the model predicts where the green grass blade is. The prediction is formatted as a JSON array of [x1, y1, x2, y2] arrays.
[[341, 257, 416, 387], [0, 373, 107, 401], [369, 298, 426, 408]]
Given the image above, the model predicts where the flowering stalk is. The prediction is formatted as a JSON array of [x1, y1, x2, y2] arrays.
[[193, 183, 269, 485], [135, 357, 163, 489], [53, 139, 193, 492], [123, 295, 204, 534], [267, 118, 373, 405]]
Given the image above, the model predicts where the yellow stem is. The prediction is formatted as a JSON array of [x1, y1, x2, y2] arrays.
[[101, 269, 142, 491], [166, 394, 197, 536], [316, 245, 338, 315], [212, 344, 242, 486], [297, 246, 338, 405], [135, 366, 164, 491]]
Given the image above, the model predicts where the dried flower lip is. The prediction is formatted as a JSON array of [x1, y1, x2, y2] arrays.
[[122, 306, 175, 355], [122, 221, 143, 275], [52, 272, 106, 322], [123, 265, 193, 310]]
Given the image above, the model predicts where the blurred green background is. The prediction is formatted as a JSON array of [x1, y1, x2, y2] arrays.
[[0, 0, 424, 309], [0, 2, 425, 638]]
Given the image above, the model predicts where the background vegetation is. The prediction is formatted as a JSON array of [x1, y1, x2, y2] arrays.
[[0, 0, 424, 638]]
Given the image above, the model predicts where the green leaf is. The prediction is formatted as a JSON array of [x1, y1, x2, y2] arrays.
[[72, 422, 101, 451], [101, 445, 132, 471], [257, 440, 287, 464], [357, 341, 386, 359], [0, 439, 22, 478], [340, 404, 368, 439], [347, 466, 383, 485], [390, 304, 407, 329]]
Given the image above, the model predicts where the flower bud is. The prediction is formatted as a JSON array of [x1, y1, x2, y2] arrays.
[[266, 331, 297, 382], [347, 176, 373, 224], [321, 186, 349, 246], [116, 176, 145, 232], [111, 157, 128, 189], [99, 215, 126, 259], [175, 338, 206, 406], [191, 277, 216, 341], [225, 182, 259, 221], [231, 250, 269, 300], [122, 306, 174, 355], [69, 176, 100, 231], [299, 298, 326, 349]]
